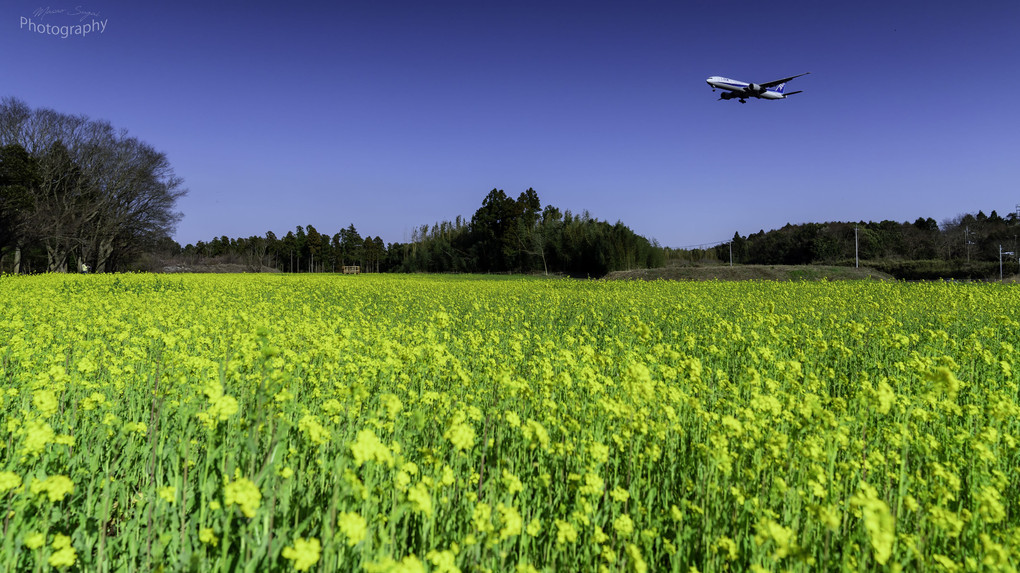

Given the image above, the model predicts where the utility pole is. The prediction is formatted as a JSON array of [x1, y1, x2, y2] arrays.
[[965, 226, 973, 263], [854, 226, 859, 268], [1002, 245, 1016, 281], [729, 242, 733, 267]]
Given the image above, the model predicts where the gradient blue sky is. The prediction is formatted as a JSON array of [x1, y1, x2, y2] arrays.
[[4, 1, 1019, 248]]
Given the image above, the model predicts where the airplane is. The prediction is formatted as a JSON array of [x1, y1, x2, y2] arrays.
[[706, 73, 810, 103]]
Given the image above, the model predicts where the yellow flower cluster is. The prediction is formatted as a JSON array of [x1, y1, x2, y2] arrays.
[[1, 273, 1019, 571], [223, 477, 261, 518], [282, 537, 321, 571], [29, 475, 74, 502]]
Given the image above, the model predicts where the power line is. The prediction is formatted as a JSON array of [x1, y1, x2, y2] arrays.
[[672, 239, 731, 250]]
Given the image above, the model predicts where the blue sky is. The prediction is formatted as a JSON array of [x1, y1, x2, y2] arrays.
[[4, 1, 1019, 248]]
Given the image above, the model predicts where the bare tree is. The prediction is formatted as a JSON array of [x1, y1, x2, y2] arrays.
[[0, 97, 185, 272]]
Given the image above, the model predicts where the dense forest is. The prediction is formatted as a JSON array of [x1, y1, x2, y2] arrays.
[[170, 188, 665, 277]]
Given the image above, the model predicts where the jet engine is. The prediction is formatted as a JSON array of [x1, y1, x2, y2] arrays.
[[746, 83, 763, 94]]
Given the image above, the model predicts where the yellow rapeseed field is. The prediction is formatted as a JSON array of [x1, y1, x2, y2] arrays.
[[0, 273, 1017, 572]]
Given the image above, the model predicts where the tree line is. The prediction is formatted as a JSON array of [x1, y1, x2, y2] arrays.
[[0, 97, 185, 273], [388, 188, 664, 275], [0, 97, 660, 277], [177, 224, 386, 274], [171, 188, 665, 277], [715, 210, 1020, 279], [10, 98, 1013, 279], [173, 206, 1020, 280]]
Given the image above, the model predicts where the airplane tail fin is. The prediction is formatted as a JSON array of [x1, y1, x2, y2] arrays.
[[774, 82, 787, 94]]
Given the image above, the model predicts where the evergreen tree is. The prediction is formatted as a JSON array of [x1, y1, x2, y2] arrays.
[[0, 143, 39, 272]]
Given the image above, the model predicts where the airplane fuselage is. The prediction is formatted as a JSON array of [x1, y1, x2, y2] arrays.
[[706, 76, 786, 100], [706, 73, 808, 102]]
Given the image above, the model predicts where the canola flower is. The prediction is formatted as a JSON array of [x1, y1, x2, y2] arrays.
[[281, 537, 321, 571], [29, 475, 74, 503], [406, 481, 433, 517], [850, 482, 895, 565], [19, 418, 56, 458], [47, 534, 77, 568], [0, 273, 1019, 571], [0, 471, 22, 493], [23, 532, 46, 550], [199, 527, 218, 547], [350, 428, 394, 467], [158, 485, 176, 504], [613, 514, 635, 538], [223, 477, 261, 518], [426, 549, 460, 573], [338, 511, 368, 547], [443, 418, 476, 452]]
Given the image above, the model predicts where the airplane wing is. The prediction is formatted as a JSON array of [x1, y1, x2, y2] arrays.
[[760, 72, 810, 89]]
